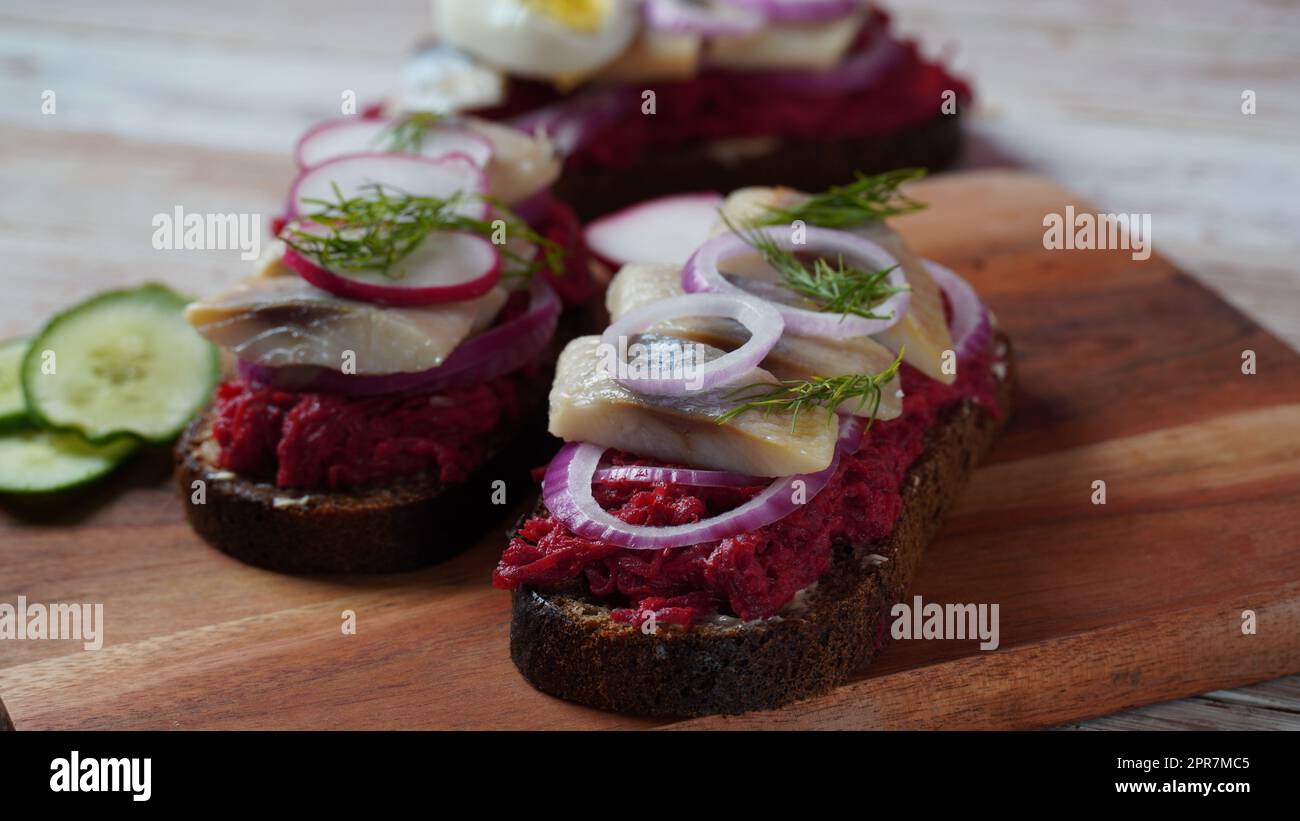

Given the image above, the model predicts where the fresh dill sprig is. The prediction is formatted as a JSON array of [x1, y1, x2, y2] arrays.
[[451, 197, 566, 282], [280, 183, 564, 281], [282, 183, 466, 280], [371, 111, 447, 154], [722, 213, 908, 322], [716, 349, 905, 431], [757, 168, 928, 229]]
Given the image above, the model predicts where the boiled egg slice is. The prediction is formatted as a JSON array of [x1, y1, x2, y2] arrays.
[[433, 0, 638, 84]]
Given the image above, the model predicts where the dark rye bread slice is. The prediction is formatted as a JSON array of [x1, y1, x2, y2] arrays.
[[174, 301, 605, 575], [176, 404, 548, 575], [554, 113, 962, 221], [509, 332, 1015, 717], [175, 369, 554, 575]]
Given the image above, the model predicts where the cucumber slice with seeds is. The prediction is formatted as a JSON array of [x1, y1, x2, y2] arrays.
[[0, 428, 138, 495], [0, 337, 30, 431], [22, 284, 219, 443]]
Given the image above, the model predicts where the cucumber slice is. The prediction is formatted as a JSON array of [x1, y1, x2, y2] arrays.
[[22, 284, 219, 444], [0, 337, 30, 431], [0, 428, 137, 495]]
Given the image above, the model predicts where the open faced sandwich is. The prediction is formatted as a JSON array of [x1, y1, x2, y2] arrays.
[[494, 172, 1014, 715], [397, 0, 971, 217], [176, 114, 597, 574]]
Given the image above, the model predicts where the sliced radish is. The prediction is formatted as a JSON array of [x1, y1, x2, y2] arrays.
[[283, 231, 501, 306], [294, 117, 494, 170], [287, 152, 489, 222], [583, 192, 723, 269]]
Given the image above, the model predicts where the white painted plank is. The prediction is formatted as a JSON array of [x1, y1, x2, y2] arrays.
[[0, 0, 431, 56], [1067, 675, 1300, 730], [0, 23, 400, 152]]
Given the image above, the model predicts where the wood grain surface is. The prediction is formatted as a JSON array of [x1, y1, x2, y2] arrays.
[[1, 170, 1297, 729]]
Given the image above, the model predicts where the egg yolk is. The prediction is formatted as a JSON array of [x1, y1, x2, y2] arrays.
[[521, 0, 609, 32]]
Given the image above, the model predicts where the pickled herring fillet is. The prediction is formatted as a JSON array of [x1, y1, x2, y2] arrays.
[[606, 263, 903, 420], [854, 219, 954, 384], [712, 187, 955, 384], [465, 118, 562, 207], [185, 273, 507, 375], [549, 335, 839, 477]]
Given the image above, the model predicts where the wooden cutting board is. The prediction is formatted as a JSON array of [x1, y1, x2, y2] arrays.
[[1, 170, 1297, 730]]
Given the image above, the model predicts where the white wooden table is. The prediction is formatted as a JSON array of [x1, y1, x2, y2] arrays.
[[0, 0, 1296, 729]]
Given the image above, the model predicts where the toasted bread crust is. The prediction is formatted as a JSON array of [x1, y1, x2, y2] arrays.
[[175, 395, 552, 575], [555, 113, 962, 220], [509, 333, 1015, 717], [174, 302, 605, 575]]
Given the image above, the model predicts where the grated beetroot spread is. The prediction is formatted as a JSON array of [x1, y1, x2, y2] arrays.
[[212, 370, 531, 491], [533, 196, 597, 305], [211, 198, 591, 492], [493, 346, 1002, 627], [475, 9, 971, 173]]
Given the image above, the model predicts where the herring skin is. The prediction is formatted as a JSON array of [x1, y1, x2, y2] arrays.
[[606, 262, 904, 419], [185, 274, 507, 375], [511, 332, 1016, 717], [548, 335, 839, 477]]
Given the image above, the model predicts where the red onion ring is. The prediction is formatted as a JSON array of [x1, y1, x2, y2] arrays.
[[508, 187, 558, 227], [598, 292, 784, 395], [837, 413, 867, 455], [544, 415, 862, 550], [728, 24, 905, 95], [727, 0, 862, 22], [593, 465, 764, 488], [510, 87, 637, 156], [923, 259, 992, 361], [236, 278, 561, 397], [682, 224, 911, 339], [644, 0, 765, 35]]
